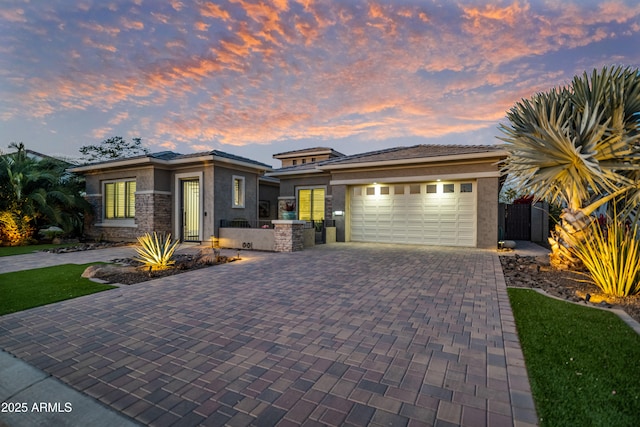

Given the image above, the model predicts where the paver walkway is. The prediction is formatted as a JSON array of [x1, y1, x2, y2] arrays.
[[0, 244, 204, 275], [0, 243, 537, 426]]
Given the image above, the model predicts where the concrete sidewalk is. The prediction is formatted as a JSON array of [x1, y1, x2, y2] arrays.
[[1, 243, 538, 426], [0, 351, 140, 427]]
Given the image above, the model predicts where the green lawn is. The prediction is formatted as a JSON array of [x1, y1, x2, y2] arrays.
[[0, 243, 77, 257], [0, 264, 115, 315], [508, 288, 640, 427]]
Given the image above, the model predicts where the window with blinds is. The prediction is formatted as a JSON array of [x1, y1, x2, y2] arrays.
[[298, 188, 325, 221], [104, 180, 136, 219]]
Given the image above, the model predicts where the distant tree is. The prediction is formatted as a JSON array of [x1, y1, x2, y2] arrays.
[[79, 136, 149, 163]]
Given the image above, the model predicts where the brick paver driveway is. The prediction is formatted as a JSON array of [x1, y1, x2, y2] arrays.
[[0, 243, 537, 426]]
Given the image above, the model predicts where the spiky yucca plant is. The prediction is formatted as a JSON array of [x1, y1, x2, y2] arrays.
[[134, 232, 180, 270], [574, 218, 640, 297]]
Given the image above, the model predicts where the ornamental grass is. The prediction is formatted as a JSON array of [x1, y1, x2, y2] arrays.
[[574, 217, 640, 297]]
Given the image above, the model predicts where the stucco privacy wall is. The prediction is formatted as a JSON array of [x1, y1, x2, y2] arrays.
[[213, 166, 259, 237]]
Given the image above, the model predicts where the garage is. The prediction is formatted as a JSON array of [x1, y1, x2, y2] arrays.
[[349, 180, 477, 247]]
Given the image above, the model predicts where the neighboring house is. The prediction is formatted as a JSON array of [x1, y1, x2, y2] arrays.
[[268, 144, 508, 249], [69, 150, 276, 242]]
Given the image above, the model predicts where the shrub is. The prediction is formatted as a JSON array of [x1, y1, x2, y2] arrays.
[[133, 232, 180, 270], [574, 218, 640, 297], [0, 211, 35, 246]]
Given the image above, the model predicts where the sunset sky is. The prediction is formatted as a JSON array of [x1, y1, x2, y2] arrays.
[[2, 0, 639, 167]]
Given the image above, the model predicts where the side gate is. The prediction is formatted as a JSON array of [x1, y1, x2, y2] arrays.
[[503, 203, 531, 240]]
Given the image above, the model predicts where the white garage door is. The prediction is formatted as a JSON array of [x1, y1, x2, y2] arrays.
[[350, 181, 477, 247]]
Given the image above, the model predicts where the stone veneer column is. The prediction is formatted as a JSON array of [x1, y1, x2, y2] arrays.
[[272, 220, 305, 252]]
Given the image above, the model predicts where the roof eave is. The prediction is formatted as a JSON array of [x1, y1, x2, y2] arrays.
[[212, 154, 272, 171], [317, 150, 509, 170], [68, 156, 158, 173], [265, 168, 324, 177], [69, 153, 272, 173]]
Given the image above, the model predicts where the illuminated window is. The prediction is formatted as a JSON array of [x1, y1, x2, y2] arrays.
[[427, 184, 437, 194], [461, 183, 473, 193], [409, 184, 421, 194], [104, 180, 136, 219], [232, 176, 245, 208], [443, 183, 455, 193], [298, 188, 325, 220]]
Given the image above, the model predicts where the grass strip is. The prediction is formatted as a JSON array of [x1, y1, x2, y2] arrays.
[[0, 243, 76, 257], [0, 264, 115, 315], [508, 288, 640, 426]]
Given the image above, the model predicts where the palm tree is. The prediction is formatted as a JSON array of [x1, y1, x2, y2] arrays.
[[500, 66, 640, 268], [0, 143, 90, 243]]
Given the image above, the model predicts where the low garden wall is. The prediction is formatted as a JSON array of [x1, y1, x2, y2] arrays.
[[219, 220, 318, 252], [219, 228, 275, 251]]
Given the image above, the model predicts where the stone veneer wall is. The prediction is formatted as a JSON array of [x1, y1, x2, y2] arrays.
[[83, 195, 101, 239], [273, 220, 305, 252], [324, 195, 333, 221], [83, 192, 172, 241], [136, 193, 172, 235]]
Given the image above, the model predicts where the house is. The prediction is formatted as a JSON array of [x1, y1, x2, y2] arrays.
[[268, 144, 508, 249], [69, 150, 276, 242]]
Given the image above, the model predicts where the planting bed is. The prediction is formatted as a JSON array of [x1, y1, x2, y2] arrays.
[[501, 255, 640, 324]]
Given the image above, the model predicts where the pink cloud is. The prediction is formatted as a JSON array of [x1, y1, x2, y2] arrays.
[[200, 2, 231, 20], [78, 21, 121, 36], [82, 37, 118, 52], [0, 8, 27, 23], [194, 21, 209, 31], [120, 17, 144, 30]]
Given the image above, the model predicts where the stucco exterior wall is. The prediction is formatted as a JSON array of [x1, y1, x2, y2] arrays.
[[331, 184, 347, 242], [329, 160, 500, 182], [476, 177, 499, 248], [278, 174, 332, 197], [213, 166, 259, 236], [258, 182, 279, 220]]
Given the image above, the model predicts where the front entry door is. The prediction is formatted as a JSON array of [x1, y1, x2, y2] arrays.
[[181, 179, 200, 241]]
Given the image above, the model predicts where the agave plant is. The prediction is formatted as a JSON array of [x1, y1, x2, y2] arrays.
[[574, 217, 640, 297], [500, 66, 640, 268], [134, 232, 180, 270]]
